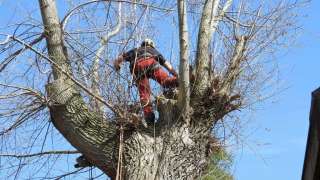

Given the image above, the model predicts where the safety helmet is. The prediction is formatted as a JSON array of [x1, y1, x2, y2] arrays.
[[141, 38, 155, 48]]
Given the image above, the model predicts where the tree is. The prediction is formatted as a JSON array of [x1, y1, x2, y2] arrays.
[[0, 0, 305, 179]]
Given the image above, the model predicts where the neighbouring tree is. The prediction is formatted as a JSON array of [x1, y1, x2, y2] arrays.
[[0, 0, 306, 179]]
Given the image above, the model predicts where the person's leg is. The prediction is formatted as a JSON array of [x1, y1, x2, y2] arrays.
[[151, 67, 178, 88], [136, 75, 155, 122]]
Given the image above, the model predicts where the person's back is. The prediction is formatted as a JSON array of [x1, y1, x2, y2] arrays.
[[121, 45, 166, 74]]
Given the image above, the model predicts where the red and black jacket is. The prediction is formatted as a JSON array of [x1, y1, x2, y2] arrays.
[[122, 46, 166, 73]]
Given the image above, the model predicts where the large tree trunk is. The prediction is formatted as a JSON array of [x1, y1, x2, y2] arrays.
[[123, 100, 210, 179]]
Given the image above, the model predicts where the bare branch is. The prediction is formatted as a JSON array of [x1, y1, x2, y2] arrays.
[[0, 100, 45, 136], [212, 0, 233, 32], [62, 0, 173, 29], [0, 34, 11, 45], [0, 33, 44, 73], [10, 36, 123, 117], [91, 2, 122, 113], [194, 0, 233, 95], [177, 0, 191, 124], [220, 35, 248, 95], [45, 167, 85, 180], [0, 150, 79, 158]]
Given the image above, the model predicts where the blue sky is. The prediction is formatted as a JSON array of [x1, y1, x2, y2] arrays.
[[233, 0, 320, 179], [0, 0, 319, 179]]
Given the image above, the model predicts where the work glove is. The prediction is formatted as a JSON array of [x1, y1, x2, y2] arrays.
[[171, 70, 178, 77], [114, 60, 121, 71]]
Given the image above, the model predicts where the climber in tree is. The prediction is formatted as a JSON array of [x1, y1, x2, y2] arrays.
[[114, 39, 178, 123]]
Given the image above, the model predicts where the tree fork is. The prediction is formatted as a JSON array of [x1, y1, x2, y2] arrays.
[[39, 0, 217, 179]]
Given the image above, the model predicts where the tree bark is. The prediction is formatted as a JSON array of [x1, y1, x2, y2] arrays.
[[194, 0, 220, 96], [38, 0, 71, 80], [219, 35, 247, 95], [123, 100, 210, 180], [46, 81, 118, 177], [177, 0, 191, 124], [194, 0, 232, 96]]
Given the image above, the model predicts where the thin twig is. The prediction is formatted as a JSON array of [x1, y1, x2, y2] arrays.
[[0, 34, 11, 45], [0, 150, 79, 158], [10, 36, 124, 118]]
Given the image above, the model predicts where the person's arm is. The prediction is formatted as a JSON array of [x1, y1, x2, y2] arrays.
[[113, 50, 133, 71], [113, 54, 125, 71], [152, 48, 178, 77], [114, 49, 136, 71], [163, 61, 178, 77]]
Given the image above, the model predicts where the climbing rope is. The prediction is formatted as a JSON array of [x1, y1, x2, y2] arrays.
[[116, 125, 124, 180], [89, 166, 93, 180]]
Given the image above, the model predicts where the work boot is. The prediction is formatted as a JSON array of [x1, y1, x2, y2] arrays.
[[74, 155, 92, 168], [163, 88, 178, 99], [145, 112, 155, 126], [189, 65, 195, 83]]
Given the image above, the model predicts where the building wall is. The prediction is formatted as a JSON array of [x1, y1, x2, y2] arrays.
[[302, 88, 320, 180]]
